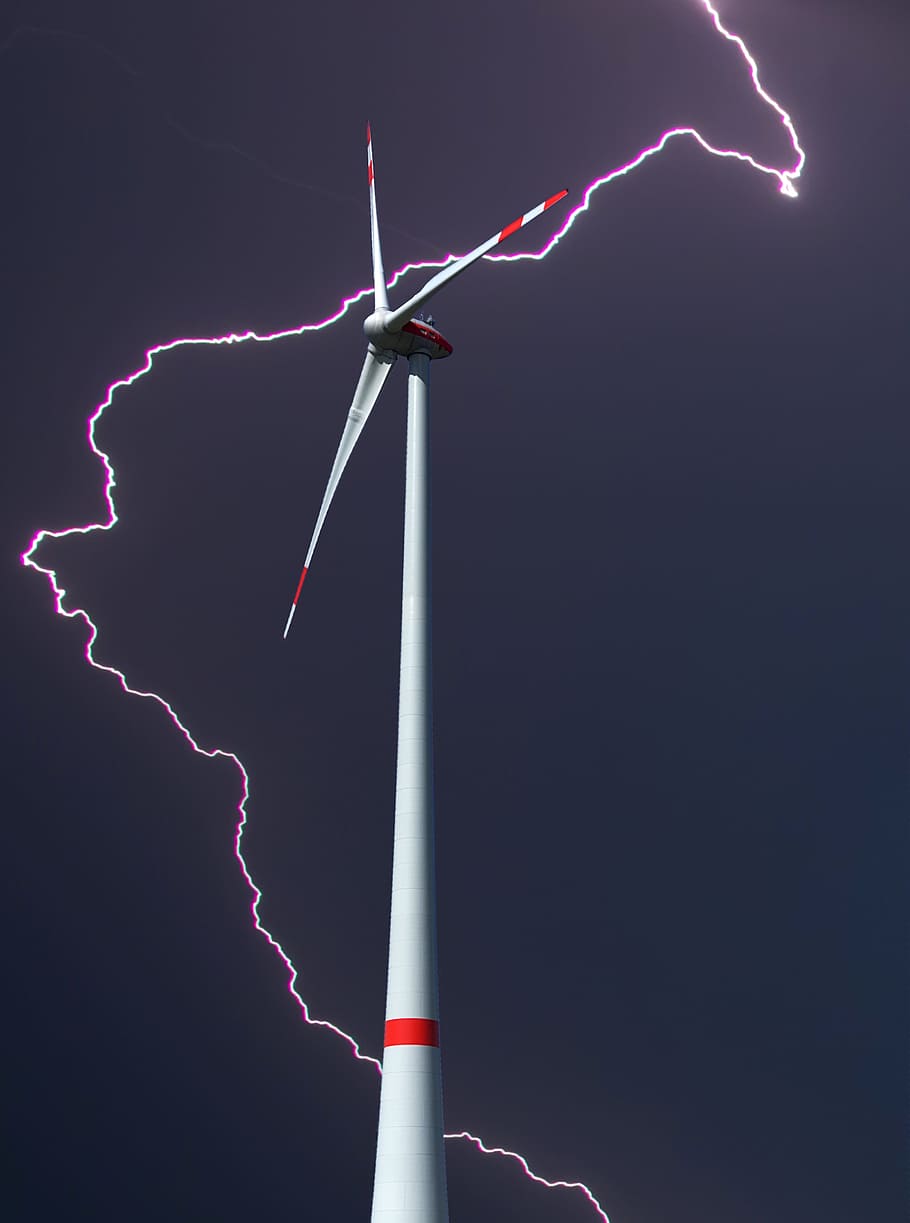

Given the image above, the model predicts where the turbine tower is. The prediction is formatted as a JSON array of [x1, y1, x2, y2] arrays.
[[284, 126, 567, 1223]]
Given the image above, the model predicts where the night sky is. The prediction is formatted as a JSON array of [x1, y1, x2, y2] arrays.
[[4, 2, 908, 1220]]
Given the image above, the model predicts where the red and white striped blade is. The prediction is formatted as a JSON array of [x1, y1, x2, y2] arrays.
[[384, 188, 568, 333], [367, 123, 389, 311], [283, 346, 395, 638]]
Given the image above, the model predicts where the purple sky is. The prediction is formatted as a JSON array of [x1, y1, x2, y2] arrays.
[[4, 3, 908, 1221]]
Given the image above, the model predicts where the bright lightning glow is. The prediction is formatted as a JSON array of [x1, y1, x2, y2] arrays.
[[448, 1132, 611, 1222], [21, 473, 383, 1068], [20, 3, 803, 1218]]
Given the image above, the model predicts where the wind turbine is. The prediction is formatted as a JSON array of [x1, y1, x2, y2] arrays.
[[284, 126, 567, 1223]]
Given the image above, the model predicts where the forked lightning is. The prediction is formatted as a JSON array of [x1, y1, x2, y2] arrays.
[[20, 3, 806, 1219]]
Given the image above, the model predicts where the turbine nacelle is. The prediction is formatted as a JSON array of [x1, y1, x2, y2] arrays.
[[365, 308, 453, 360]]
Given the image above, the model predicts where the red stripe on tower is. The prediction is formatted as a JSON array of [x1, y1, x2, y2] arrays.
[[384, 1018, 440, 1048], [544, 188, 569, 211]]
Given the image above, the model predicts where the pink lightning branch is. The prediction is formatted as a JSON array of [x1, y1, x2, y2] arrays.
[[19, 3, 803, 1220]]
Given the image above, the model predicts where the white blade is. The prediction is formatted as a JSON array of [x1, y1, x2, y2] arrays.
[[367, 123, 389, 310], [384, 188, 568, 333], [283, 347, 395, 638]]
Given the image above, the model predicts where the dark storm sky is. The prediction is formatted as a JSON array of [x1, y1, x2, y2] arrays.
[[4, 2, 908, 1221]]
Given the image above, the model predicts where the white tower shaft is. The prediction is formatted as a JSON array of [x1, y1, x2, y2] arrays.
[[370, 351, 449, 1223]]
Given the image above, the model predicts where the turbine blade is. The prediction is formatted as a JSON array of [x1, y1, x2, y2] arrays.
[[283, 346, 395, 638], [367, 123, 389, 311], [384, 188, 568, 333]]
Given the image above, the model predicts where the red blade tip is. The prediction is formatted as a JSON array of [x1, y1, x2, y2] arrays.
[[293, 565, 309, 604]]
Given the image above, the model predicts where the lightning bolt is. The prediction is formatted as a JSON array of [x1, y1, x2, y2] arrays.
[[19, 3, 803, 1219]]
